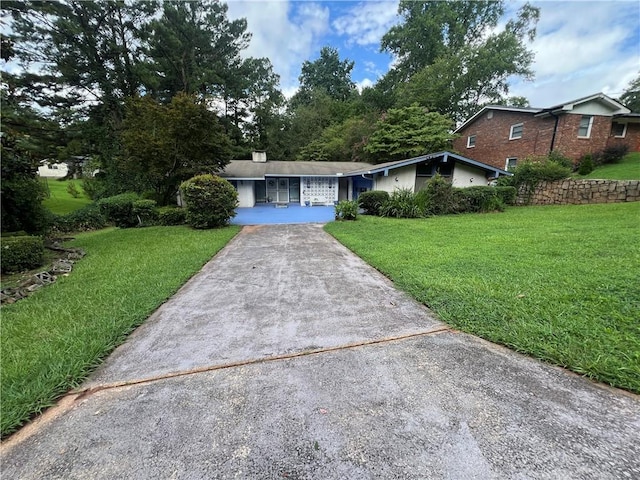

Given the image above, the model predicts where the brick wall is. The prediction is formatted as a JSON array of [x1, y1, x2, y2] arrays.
[[607, 122, 640, 152], [516, 179, 640, 205], [551, 114, 611, 160]]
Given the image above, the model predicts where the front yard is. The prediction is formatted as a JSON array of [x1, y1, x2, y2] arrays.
[[325, 203, 640, 394], [1, 225, 240, 438]]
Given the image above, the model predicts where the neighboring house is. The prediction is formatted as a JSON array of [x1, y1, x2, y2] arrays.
[[38, 160, 69, 178], [220, 151, 510, 207], [453, 93, 640, 170]]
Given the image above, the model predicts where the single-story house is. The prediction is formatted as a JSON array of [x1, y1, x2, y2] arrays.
[[220, 151, 510, 208], [38, 160, 69, 178], [452, 92, 640, 170]]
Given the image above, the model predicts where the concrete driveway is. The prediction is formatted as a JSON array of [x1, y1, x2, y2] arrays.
[[2, 224, 639, 479]]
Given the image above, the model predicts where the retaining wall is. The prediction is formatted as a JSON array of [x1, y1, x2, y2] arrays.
[[517, 179, 640, 205]]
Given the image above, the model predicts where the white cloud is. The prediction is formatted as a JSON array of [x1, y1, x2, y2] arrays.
[[226, 1, 330, 91], [509, 1, 639, 106], [355, 78, 374, 92], [332, 1, 399, 46]]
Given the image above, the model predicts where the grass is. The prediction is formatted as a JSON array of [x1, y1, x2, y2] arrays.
[[1, 225, 240, 438], [574, 152, 640, 180], [41, 178, 92, 214], [325, 203, 640, 393]]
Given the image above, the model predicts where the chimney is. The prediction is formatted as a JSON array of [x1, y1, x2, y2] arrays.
[[252, 151, 267, 163]]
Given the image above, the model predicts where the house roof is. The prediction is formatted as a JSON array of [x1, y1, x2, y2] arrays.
[[341, 151, 511, 178], [220, 160, 374, 180], [455, 92, 630, 132]]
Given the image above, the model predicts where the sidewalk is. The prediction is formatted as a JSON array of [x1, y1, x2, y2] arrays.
[[2, 225, 638, 479]]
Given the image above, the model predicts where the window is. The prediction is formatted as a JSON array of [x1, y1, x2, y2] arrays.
[[509, 123, 523, 140], [578, 115, 593, 138], [467, 135, 476, 148], [505, 157, 517, 171], [611, 122, 627, 138]]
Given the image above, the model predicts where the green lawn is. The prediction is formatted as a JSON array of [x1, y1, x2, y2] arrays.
[[574, 152, 640, 180], [1, 225, 240, 438], [325, 203, 640, 393], [41, 178, 92, 214]]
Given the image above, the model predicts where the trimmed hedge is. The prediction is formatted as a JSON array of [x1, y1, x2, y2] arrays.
[[180, 175, 238, 229], [132, 199, 158, 227], [1, 236, 44, 273], [454, 186, 504, 213], [358, 190, 389, 215], [49, 204, 107, 234], [97, 193, 140, 228], [494, 186, 517, 205], [157, 206, 187, 226]]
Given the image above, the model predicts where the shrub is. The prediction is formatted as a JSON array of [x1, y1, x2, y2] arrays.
[[358, 190, 389, 215], [49, 204, 107, 234], [81, 177, 107, 200], [577, 154, 595, 175], [97, 193, 140, 228], [66, 181, 81, 198], [335, 200, 359, 220], [1, 176, 49, 235], [157, 206, 187, 226], [417, 174, 459, 215], [455, 186, 504, 213], [595, 144, 629, 165], [132, 199, 158, 227], [180, 175, 238, 229], [547, 150, 573, 169], [1, 236, 44, 273], [510, 158, 571, 203], [380, 188, 424, 218], [494, 186, 517, 205]]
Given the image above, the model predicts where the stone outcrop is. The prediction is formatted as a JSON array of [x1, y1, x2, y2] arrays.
[[517, 179, 640, 205]]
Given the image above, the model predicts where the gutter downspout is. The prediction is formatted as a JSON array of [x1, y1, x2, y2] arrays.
[[549, 111, 559, 153]]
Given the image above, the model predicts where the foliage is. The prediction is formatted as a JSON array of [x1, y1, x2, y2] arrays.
[[40, 179, 92, 215], [97, 193, 140, 228], [454, 186, 505, 213], [619, 73, 640, 112], [1, 225, 240, 437], [577, 155, 595, 175], [358, 190, 390, 215], [157, 206, 187, 226], [547, 150, 573, 169], [574, 152, 640, 180], [364, 105, 454, 162], [66, 181, 81, 198], [180, 175, 238, 229], [132, 200, 158, 227], [379, 188, 424, 218], [593, 144, 630, 166], [334, 200, 359, 221], [120, 94, 233, 205], [0, 236, 44, 274], [509, 157, 571, 202], [292, 46, 356, 107], [494, 186, 517, 205], [416, 174, 459, 215], [325, 203, 640, 393], [48, 204, 107, 234], [381, 1, 539, 122]]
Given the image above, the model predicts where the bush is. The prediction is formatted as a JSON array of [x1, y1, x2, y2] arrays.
[[49, 204, 107, 234], [1, 236, 44, 273], [595, 144, 629, 165], [81, 177, 107, 200], [416, 174, 459, 215], [66, 181, 81, 198], [1, 176, 49, 235], [335, 200, 359, 220], [358, 190, 389, 215], [157, 206, 187, 226], [132, 199, 158, 227], [180, 175, 238, 229], [380, 188, 424, 218], [577, 155, 595, 175], [97, 193, 140, 228], [494, 186, 517, 205], [510, 158, 571, 203], [455, 186, 504, 213], [548, 150, 573, 169]]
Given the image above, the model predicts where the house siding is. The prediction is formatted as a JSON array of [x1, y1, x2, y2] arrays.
[[373, 165, 416, 193], [607, 123, 640, 152], [451, 163, 489, 187]]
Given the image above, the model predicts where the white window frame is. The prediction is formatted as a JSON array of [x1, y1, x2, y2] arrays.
[[578, 115, 594, 138], [612, 122, 627, 138], [509, 123, 523, 140], [467, 135, 476, 148], [505, 157, 518, 171]]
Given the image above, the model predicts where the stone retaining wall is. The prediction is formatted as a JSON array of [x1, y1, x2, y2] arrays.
[[517, 179, 640, 205]]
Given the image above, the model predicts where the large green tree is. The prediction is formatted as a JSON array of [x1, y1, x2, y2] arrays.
[[381, 1, 539, 122], [364, 105, 455, 163], [120, 93, 232, 205], [620, 74, 640, 112]]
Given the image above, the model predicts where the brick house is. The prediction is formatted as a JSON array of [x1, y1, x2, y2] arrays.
[[452, 93, 640, 170]]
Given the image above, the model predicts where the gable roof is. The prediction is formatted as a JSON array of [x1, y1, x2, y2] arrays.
[[455, 92, 630, 133], [220, 160, 374, 180], [345, 151, 511, 178]]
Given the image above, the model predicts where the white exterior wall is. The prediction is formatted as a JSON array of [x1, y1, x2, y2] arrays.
[[301, 177, 338, 205], [452, 163, 488, 187], [374, 165, 416, 193], [38, 162, 68, 178], [236, 180, 255, 207], [570, 101, 626, 116]]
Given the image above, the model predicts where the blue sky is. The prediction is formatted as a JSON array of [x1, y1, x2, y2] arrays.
[[226, 0, 640, 109]]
